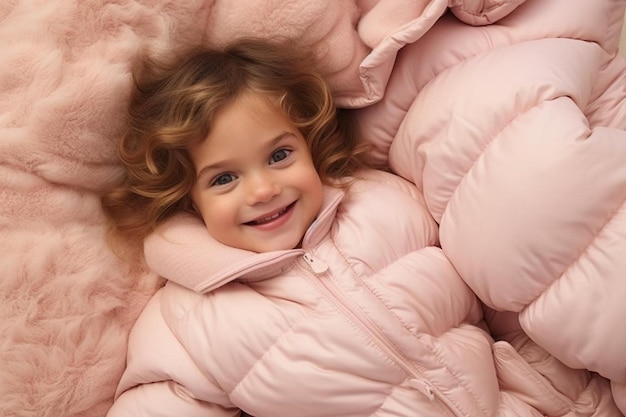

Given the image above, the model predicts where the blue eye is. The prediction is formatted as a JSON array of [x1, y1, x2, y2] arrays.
[[270, 149, 291, 164], [211, 173, 237, 186]]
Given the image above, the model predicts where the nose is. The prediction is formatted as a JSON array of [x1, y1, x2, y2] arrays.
[[246, 171, 281, 205]]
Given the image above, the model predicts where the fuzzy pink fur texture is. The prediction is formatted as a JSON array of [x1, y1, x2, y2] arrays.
[[0, 0, 436, 416]]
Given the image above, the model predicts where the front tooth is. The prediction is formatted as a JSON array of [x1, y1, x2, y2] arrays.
[[261, 208, 285, 222]]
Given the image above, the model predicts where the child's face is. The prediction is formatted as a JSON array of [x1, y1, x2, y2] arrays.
[[189, 92, 324, 253]]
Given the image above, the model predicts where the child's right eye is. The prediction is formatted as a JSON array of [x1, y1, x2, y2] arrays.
[[211, 173, 237, 187]]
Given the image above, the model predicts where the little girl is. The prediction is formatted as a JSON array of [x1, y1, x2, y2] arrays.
[[102, 39, 617, 416]]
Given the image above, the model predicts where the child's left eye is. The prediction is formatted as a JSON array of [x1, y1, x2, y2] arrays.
[[269, 149, 291, 164]]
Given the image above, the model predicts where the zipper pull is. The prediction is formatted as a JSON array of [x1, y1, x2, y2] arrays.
[[302, 253, 328, 274], [408, 378, 435, 401]]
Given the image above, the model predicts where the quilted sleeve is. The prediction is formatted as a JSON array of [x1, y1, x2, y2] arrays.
[[106, 290, 240, 417], [385, 27, 626, 383], [107, 382, 240, 417]]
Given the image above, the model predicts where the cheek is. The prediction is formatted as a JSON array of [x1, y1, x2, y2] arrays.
[[195, 196, 237, 231], [296, 167, 324, 211], [292, 158, 322, 185]]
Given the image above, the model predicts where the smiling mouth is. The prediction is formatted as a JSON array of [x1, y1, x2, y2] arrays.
[[245, 203, 295, 226]]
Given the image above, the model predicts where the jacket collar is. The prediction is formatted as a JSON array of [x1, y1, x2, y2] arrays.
[[143, 186, 345, 293]]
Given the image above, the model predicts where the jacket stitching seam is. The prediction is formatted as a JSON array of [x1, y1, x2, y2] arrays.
[[332, 240, 488, 415], [524, 195, 626, 317], [228, 313, 307, 397]]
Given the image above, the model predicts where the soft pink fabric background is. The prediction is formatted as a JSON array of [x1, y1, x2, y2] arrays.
[[621, 10, 626, 54]]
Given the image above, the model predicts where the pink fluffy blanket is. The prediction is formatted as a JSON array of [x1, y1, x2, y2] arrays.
[[0, 0, 522, 415]]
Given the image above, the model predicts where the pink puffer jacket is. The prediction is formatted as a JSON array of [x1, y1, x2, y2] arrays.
[[107, 169, 618, 416], [355, 0, 626, 413]]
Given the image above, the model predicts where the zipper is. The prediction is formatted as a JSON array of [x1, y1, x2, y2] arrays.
[[301, 253, 461, 417]]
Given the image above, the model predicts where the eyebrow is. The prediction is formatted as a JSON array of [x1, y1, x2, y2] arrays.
[[195, 131, 295, 182]]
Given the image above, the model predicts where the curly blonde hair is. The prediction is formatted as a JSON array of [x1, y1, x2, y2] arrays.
[[101, 38, 371, 244]]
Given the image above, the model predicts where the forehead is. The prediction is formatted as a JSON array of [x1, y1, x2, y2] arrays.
[[189, 92, 300, 167]]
